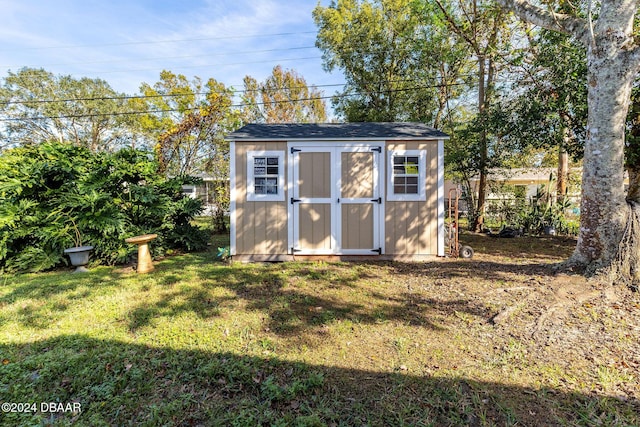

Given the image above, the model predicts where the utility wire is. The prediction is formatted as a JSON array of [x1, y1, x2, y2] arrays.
[[0, 83, 348, 106], [0, 31, 318, 52], [0, 81, 470, 122], [0, 76, 479, 107], [0, 46, 318, 69]]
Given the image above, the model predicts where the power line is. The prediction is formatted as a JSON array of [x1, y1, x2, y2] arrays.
[[0, 46, 318, 70], [0, 83, 348, 106], [0, 31, 318, 53], [0, 81, 471, 122], [0, 76, 477, 108]]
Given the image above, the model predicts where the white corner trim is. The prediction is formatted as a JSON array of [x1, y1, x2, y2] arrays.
[[287, 143, 295, 254], [229, 141, 237, 256], [437, 139, 445, 257]]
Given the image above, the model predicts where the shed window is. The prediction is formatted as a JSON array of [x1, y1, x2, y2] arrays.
[[247, 151, 285, 201], [387, 150, 426, 201]]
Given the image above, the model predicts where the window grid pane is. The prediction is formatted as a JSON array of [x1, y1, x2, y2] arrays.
[[253, 157, 280, 196], [392, 155, 419, 194]]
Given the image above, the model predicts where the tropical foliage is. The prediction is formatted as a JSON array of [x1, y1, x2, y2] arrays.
[[0, 142, 208, 273]]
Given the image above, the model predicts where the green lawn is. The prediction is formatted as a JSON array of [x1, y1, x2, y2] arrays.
[[1, 233, 638, 426]]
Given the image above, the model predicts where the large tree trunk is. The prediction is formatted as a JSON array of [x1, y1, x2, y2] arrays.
[[571, 16, 636, 271], [498, 0, 640, 285]]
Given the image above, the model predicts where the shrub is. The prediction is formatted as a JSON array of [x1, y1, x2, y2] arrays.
[[517, 193, 577, 236], [0, 142, 208, 272]]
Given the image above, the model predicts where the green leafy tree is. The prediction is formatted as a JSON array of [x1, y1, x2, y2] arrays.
[[242, 65, 327, 123], [626, 86, 640, 203], [314, 0, 470, 124], [488, 28, 587, 201], [130, 71, 239, 232], [419, 0, 514, 231], [0, 68, 133, 151], [131, 70, 239, 176]]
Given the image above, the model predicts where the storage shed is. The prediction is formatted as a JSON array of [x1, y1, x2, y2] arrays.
[[228, 122, 448, 261]]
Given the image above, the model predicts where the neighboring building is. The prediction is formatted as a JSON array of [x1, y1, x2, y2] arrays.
[[181, 174, 229, 215], [475, 168, 577, 201], [227, 123, 448, 261], [445, 168, 581, 214]]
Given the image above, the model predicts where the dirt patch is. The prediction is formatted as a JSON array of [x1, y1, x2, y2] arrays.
[[454, 233, 640, 404]]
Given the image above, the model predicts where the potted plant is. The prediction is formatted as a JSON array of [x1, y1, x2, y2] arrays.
[[63, 218, 93, 273]]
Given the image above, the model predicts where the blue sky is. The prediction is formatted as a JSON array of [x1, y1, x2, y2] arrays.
[[0, 0, 344, 98]]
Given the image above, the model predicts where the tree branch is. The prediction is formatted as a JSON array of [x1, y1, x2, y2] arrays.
[[495, 0, 590, 46]]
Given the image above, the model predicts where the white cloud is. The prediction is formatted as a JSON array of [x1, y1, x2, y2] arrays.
[[0, 0, 342, 97]]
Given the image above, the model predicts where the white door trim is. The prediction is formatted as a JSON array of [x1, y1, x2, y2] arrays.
[[335, 144, 383, 255], [287, 142, 384, 255]]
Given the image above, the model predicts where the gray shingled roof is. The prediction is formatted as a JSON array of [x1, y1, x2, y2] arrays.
[[227, 122, 449, 140]]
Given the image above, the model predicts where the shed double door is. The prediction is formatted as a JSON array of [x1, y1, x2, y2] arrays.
[[290, 144, 383, 255]]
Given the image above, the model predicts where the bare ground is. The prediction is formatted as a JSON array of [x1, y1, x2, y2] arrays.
[[449, 233, 640, 404]]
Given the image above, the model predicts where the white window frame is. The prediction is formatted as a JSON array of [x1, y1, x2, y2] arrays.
[[387, 149, 426, 202], [246, 150, 285, 202]]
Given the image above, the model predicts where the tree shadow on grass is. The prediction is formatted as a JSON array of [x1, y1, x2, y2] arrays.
[[195, 263, 498, 338], [0, 335, 637, 426], [1, 268, 125, 303], [1, 240, 574, 346], [0, 268, 127, 329], [1, 255, 529, 342], [389, 259, 563, 282], [118, 257, 502, 340]]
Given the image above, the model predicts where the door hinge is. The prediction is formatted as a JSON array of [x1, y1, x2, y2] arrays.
[[291, 147, 302, 154], [290, 197, 301, 205], [371, 146, 382, 153], [371, 247, 382, 255], [371, 197, 382, 204]]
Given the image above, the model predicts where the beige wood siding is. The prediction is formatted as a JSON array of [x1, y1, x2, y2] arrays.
[[299, 152, 331, 198], [341, 204, 374, 249], [385, 140, 439, 255], [299, 203, 333, 250], [235, 142, 288, 254], [341, 151, 374, 198]]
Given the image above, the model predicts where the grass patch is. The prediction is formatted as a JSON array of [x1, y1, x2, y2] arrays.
[[1, 234, 638, 426]]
